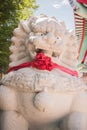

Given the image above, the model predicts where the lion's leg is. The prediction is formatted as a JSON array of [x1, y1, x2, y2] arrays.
[[0, 110, 29, 130], [68, 112, 87, 130], [59, 112, 87, 130]]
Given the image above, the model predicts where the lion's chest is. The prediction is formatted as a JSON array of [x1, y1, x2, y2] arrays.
[[6, 68, 60, 94], [18, 91, 73, 124], [13, 68, 74, 122], [2, 68, 78, 122]]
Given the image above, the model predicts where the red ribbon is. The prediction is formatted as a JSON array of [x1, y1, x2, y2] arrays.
[[8, 53, 78, 77]]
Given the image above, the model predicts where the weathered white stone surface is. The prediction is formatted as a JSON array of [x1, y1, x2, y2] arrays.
[[0, 15, 87, 130]]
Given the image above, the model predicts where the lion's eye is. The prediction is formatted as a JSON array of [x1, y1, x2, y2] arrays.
[[57, 36, 61, 40], [41, 34, 44, 36]]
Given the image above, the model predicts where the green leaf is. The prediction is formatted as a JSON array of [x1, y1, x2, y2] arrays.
[[0, 0, 38, 72]]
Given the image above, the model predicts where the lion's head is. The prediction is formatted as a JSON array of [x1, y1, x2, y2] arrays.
[[9, 14, 78, 69]]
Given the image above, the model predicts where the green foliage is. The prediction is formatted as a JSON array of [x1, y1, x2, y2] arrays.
[[0, 0, 38, 73]]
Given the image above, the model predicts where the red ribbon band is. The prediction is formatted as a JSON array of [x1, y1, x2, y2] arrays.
[[8, 53, 78, 77]]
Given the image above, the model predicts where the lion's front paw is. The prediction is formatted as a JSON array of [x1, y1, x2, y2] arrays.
[[34, 92, 57, 112]]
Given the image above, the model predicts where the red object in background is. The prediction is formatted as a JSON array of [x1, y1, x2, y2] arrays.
[[77, 0, 87, 4]]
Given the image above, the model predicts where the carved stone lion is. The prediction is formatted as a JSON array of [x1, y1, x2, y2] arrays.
[[0, 15, 87, 130]]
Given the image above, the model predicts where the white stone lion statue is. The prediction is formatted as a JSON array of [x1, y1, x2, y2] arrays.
[[0, 15, 87, 130]]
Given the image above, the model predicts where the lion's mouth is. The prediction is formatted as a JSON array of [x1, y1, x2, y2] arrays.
[[35, 48, 48, 54], [35, 49, 44, 53], [35, 48, 59, 58]]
